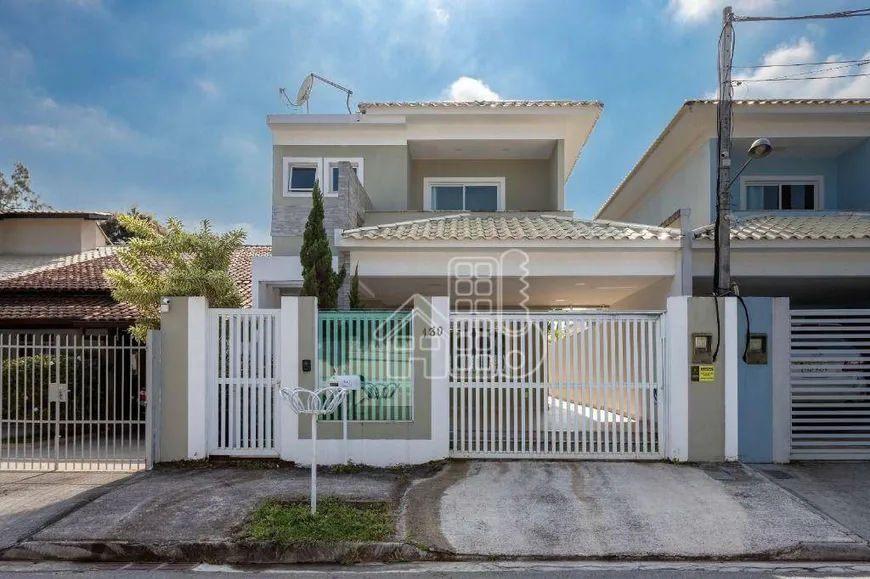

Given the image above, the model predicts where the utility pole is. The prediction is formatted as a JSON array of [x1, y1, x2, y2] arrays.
[[714, 5, 734, 295]]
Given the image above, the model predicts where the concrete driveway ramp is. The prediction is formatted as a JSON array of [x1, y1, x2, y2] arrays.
[[405, 461, 860, 558]]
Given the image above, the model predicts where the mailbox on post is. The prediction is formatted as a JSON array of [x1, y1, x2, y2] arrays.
[[329, 374, 363, 391]]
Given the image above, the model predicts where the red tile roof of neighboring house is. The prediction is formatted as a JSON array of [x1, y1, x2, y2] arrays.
[[0, 245, 272, 324], [0, 294, 138, 323]]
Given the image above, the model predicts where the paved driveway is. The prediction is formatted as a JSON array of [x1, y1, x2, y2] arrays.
[[752, 462, 870, 542], [404, 461, 861, 558], [0, 471, 133, 550]]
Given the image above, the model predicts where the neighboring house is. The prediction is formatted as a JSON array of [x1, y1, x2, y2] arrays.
[[0, 211, 270, 332], [596, 99, 870, 307], [255, 101, 685, 310]]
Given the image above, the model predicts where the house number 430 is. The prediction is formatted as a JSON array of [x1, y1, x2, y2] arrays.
[[421, 326, 444, 337]]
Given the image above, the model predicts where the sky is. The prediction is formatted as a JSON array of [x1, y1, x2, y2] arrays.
[[1, 0, 869, 244]]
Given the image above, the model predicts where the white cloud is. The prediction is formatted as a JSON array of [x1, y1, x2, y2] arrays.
[[668, 0, 775, 24], [442, 77, 501, 101], [180, 29, 248, 58], [730, 38, 870, 99], [195, 79, 221, 99], [0, 95, 134, 152]]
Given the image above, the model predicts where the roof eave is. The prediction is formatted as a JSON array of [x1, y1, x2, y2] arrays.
[[337, 238, 681, 250]]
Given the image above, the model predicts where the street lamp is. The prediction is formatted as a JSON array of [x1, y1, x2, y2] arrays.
[[715, 137, 774, 295], [727, 138, 773, 188]]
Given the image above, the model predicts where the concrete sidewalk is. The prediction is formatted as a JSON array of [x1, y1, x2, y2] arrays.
[[28, 468, 399, 544], [751, 462, 870, 542], [0, 471, 134, 551], [5, 461, 870, 564], [404, 461, 870, 559]]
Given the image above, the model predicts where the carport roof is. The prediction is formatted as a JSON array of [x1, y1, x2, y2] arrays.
[[342, 214, 681, 242], [694, 212, 870, 241]]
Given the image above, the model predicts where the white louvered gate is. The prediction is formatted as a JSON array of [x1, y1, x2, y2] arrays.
[[790, 309, 870, 460], [208, 309, 280, 456], [449, 311, 665, 459]]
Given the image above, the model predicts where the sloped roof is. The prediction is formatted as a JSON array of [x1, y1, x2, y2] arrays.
[[342, 214, 680, 242], [357, 100, 602, 112], [0, 210, 112, 220], [685, 99, 870, 107], [0, 294, 138, 323], [596, 98, 870, 220], [0, 247, 119, 281], [0, 245, 272, 323], [694, 212, 870, 241]]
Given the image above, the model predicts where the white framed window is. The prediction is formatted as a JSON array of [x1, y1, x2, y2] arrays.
[[423, 177, 505, 211], [282, 157, 323, 197], [324, 157, 364, 194], [740, 176, 824, 211]]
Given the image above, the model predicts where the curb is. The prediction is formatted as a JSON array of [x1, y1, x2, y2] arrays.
[[3, 539, 870, 565], [1, 540, 436, 564]]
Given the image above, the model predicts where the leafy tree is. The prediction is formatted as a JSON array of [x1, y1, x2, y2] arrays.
[[0, 162, 50, 212], [349, 264, 363, 309], [300, 181, 346, 309], [101, 206, 165, 244], [104, 214, 247, 342]]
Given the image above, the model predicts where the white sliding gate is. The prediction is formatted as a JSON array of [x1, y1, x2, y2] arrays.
[[208, 309, 280, 456], [0, 333, 146, 471], [449, 311, 665, 459], [790, 309, 870, 460]]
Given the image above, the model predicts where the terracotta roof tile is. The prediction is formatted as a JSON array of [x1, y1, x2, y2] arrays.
[[0, 247, 120, 281], [694, 212, 870, 241], [0, 245, 272, 321], [0, 294, 138, 323], [343, 214, 679, 242]]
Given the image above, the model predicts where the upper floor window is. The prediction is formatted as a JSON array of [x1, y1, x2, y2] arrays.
[[283, 157, 323, 197], [423, 177, 505, 211], [325, 158, 364, 194], [740, 176, 823, 211]]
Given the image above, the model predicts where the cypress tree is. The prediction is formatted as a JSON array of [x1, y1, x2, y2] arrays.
[[300, 181, 346, 309]]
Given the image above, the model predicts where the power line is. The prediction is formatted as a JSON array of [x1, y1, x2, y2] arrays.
[[734, 8, 870, 22], [737, 72, 870, 83], [737, 60, 870, 82], [734, 58, 870, 69]]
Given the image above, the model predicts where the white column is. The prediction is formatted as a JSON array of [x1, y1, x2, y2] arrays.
[[724, 297, 739, 461], [429, 296, 451, 458], [278, 296, 301, 462], [771, 297, 791, 463], [665, 296, 689, 461], [187, 296, 208, 459]]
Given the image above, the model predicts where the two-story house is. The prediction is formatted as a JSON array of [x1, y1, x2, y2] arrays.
[[596, 99, 870, 308], [253, 100, 686, 311]]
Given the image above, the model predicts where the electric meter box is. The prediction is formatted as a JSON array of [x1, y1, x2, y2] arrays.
[[329, 374, 363, 390]]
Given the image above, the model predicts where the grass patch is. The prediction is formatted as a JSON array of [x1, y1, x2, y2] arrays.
[[246, 497, 395, 543]]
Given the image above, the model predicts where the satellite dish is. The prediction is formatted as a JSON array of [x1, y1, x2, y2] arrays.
[[278, 72, 354, 114], [296, 74, 314, 108]]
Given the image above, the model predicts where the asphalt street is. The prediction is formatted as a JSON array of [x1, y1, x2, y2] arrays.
[[1, 561, 870, 578]]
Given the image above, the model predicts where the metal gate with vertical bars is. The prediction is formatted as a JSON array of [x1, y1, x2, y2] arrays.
[[790, 309, 870, 460], [449, 311, 665, 459], [208, 309, 280, 456], [0, 333, 146, 471]]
